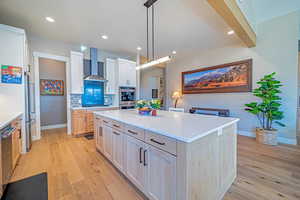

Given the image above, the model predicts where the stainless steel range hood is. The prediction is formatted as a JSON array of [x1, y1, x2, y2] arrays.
[[84, 47, 107, 82]]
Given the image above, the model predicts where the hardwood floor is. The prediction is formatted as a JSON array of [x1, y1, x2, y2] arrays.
[[11, 128, 300, 200]]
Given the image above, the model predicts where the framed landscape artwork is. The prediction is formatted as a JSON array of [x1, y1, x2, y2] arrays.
[[40, 79, 64, 96], [182, 59, 252, 94]]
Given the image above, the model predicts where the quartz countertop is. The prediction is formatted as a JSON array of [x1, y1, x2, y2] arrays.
[[71, 106, 119, 111], [95, 110, 239, 143], [0, 112, 23, 130]]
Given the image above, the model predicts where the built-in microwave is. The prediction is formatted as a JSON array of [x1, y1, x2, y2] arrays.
[[119, 87, 136, 109]]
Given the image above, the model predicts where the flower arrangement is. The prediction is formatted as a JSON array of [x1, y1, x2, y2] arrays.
[[136, 99, 161, 116]]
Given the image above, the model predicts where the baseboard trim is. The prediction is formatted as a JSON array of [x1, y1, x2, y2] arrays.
[[238, 130, 297, 145], [41, 123, 67, 131]]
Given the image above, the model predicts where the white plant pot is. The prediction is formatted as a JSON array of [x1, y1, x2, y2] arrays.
[[255, 128, 278, 146]]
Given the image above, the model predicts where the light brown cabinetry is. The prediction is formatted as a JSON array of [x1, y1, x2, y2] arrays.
[[71, 110, 94, 136], [11, 118, 22, 169]]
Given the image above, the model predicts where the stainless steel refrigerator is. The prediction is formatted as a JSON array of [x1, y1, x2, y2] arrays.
[[24, 69, 34, 152]]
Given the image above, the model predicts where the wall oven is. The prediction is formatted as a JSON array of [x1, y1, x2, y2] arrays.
[[119, 87, 136, 109]]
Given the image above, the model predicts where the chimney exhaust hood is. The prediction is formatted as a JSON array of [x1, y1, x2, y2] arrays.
[[84, 47, 107, 82]]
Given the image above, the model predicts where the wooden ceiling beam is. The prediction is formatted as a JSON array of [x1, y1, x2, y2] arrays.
[[207, 0, 256, 48]]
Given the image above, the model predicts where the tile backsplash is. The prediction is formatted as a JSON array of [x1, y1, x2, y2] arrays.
[[71, 94, 82, 107]]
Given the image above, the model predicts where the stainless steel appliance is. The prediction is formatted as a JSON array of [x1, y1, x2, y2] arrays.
[[24, 70, 33, 152], [1, 124, 14, 191], [119, 87, 136, 109]]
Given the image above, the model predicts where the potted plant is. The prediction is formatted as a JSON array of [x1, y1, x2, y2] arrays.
[[149, 99, 161, 116], [136, 100, 151, 115], [245, 72, 285, 145]]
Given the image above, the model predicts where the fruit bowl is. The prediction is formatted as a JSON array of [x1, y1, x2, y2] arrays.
[[138, 108, 152, 116]]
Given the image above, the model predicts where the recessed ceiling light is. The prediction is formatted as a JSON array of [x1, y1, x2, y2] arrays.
[[102, 35, 108, 40], [81, 45, 87, 52], [172, 50, 177, 55], [137, 46, 142, 51], [227, 30, 235, 35], [45, 17, 55, 23]]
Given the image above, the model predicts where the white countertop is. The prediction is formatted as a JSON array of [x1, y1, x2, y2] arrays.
[[71, 105, 119, 111], [95, 110, 239, 143], [0, 112, 23, 129]]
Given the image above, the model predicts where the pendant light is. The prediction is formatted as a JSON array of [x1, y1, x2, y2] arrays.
[[136, 0, 171, 70]]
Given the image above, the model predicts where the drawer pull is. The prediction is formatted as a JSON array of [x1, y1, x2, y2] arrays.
[[113, 124, 120, 128], [139, 147, 143, 164], [103, 120, 109, 123], [113, 131, 120, 136], [150, 139, 165, 146], [128, 130, 138, 135], [143, 150, 147, 166]]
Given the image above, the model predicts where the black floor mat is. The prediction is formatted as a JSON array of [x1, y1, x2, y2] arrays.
[[84, 133, 94, 140], [1, 173, 48, 200]]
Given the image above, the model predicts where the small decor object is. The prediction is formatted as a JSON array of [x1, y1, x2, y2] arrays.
[[245, 72, 285, 145], [149, 99, 161, 116], [40, 79, 64, 96], [172, 91, 182, 108], [182, 59, 252, 94], [136, 100, 152, 115], [1, 65, 22, 84]]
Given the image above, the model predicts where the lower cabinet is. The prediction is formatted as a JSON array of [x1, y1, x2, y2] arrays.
[[125, 135, 146, 192], [101, 123, 177, 200], [94, 116, 103, 153], [112, 129, 124, 173], [103, 125, 113, 161], [145, 146, 177, 200]]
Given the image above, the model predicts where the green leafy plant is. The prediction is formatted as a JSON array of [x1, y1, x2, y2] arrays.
[[245, 72, 285, 130], [149, 99, 161, 110], [136, 100, 149, 109]]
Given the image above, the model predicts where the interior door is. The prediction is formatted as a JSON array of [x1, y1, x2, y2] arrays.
[[112, 129, 124, 173], [145, 145, 177, 200], [103, 125, 113, 161], [125, 135, 146, 192]]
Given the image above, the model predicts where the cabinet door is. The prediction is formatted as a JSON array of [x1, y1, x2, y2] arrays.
[[103, 125, 113, 161], [86, 111, 94, 133], [125, 135, 146, 192], [112, 129, 124, 172], [72, 111, 86, 135], [70, 51, 84, 94], [106, 58, 117, 94], [145, 145, 177, 200], [118, 59, 137, 87], [97, 125, 104, 153]]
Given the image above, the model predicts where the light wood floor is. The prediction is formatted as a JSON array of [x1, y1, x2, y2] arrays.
[[11, 128, 300, 200]]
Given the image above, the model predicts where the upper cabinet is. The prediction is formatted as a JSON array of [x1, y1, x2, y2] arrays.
[[118, 58, 137, 87], [70, 51, 84, 94], [106, 58, 117, 94]]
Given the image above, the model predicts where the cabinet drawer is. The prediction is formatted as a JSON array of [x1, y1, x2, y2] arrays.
[[145, 131, 177, 155], [102, 117, 112, 127], [125, 125, 145, 141], [111, 120, 124, 132], [72, 109, 86, 116]]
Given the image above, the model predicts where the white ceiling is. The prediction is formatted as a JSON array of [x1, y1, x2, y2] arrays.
[[0, 0, 241, 58]]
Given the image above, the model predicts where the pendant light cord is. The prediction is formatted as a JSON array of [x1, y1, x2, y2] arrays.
[[152, 5, 154, 60], [147, 8, 149, 61]]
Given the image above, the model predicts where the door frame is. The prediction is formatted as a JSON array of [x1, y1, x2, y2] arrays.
[[33, 52, 71, 140]]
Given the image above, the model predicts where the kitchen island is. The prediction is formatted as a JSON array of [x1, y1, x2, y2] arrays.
[[94, 109, 239, 200]]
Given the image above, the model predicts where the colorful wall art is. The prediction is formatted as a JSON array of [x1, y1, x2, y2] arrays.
[[1, 65, 22, 84], [40, 79, 64, 96], [182, 59, 252, 94]]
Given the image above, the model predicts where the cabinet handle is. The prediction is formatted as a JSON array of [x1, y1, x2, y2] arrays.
[[113, 131, 120, 136], [103, 120, 109, 124], [128, 130, 138, 135], [113, 124, 120, 128], [139, 147, 143, 164], [99, 127, 102, 136], [143, 150, 147, 166], [150, 139, 165, 146]]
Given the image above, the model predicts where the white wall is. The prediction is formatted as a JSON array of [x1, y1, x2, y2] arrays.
[[166, 12, 299, 140], [140, 67, 164, 100]]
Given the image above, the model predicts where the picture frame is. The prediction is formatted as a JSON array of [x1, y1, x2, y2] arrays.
[[1, 65, 22, 84], [182, 59, 252, 94], [40, 79, 64, 96]]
